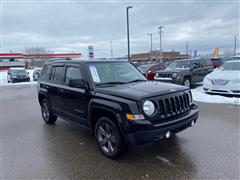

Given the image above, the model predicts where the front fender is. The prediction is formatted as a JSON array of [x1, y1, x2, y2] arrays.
[[88, 98, 126, 134]]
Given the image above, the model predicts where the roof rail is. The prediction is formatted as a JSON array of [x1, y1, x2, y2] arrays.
[[47, 58, 72, 62]]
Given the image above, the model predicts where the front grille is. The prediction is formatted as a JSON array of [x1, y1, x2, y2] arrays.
[[211, 90, 228, 93], [157, 73, 172, 78], [232, 90, 240, 93], [157, 92, 191, 123]]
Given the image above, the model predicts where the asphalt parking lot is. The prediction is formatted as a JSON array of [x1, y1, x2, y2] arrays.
[[1, 84, 239, 179]]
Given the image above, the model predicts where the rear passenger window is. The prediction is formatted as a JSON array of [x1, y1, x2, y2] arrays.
[[65, 67, 81, 84], [40, 65, 51, 81], [51, 66, 65, 83], [198, 60, 206, 68], [205, 60, 213, 67]]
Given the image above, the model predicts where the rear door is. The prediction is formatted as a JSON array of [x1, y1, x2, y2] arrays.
[[191, 61, 202, 83], [197, 60, 206, 82], [48, 65, 66, 115]]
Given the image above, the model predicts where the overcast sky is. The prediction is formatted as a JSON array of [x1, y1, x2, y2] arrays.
[[1, 0, 239, 58]]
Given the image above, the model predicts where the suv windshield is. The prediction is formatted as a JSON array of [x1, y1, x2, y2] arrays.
[[222, 61, 240, 70], [88, 62, 146, 86], [168, 60, 192, 69], [11, 70, 27, 74]]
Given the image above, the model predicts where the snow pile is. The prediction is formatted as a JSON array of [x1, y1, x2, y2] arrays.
[[191, 86, 240, 105], [0, 71, 8, 85]]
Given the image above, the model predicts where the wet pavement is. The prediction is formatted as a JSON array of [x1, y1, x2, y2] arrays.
[[1, 84, 239, 179]]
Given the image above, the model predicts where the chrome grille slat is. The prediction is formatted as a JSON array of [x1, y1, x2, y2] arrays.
[[157, 73, 172, 78]]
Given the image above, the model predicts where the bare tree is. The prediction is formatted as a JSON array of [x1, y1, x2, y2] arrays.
[[24, 47, 53, 68], [24, 46, 52, 54]]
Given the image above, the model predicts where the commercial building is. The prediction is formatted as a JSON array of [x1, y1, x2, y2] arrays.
[[130, 50, 188, 62]]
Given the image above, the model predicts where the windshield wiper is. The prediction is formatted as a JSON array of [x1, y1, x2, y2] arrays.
[[96, 81, 127, 86], [127, 79, 147, 83]]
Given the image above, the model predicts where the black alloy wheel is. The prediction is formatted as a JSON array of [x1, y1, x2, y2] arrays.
[[41, 99, 57, 124], [95, 117, 125, 159]]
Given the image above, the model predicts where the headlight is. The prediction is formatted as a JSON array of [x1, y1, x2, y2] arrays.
[[12, 75, 17, 78], [204, 77, 211, 83], [172, 73, 178, 78], [143, 100, 155, 116]]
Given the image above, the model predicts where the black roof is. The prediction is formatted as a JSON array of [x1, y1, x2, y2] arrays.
[[45, 58, 128, 65]]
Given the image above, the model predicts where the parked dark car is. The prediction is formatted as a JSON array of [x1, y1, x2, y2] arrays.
[[154, 59, 213, 87], [137, 63, 166, 80], [38, 59, 199, 159], [7, 68, 30, 83], [33, 68, 42, 81]]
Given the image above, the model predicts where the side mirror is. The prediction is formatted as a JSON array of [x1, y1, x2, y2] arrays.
[[192, 64, 198, 70], [69, 79, 87, 89]]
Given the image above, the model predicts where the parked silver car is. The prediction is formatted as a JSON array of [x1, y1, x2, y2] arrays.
[[203, 60, 240, 95]]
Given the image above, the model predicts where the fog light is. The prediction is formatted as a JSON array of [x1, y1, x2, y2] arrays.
[[191, 121, 195, 126], [165, 131, 171, 139]]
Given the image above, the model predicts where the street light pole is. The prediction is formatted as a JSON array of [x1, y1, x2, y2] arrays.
[[233, 35, 238, 56], [126, 6, 133, 62], [147, 33, 153, 61], [110, 41, 113, 59], [158, 26, 164, 62], [186, 42, 189, 58]]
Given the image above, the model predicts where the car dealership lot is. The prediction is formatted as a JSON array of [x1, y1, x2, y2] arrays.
[[1, 84, 239, 179]]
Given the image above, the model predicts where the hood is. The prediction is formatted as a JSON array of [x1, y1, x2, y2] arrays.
[[156, 67, 190, 73], [95, 81, 187, 101], [206, 69, 240, 80]]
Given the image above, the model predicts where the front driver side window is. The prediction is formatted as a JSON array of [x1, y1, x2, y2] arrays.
[[65, 66, 82, 85]]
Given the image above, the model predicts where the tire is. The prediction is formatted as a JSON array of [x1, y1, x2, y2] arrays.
[[183, 77, 191, 88], [40, 98, 57, 124], [95, 117, 126, 159]]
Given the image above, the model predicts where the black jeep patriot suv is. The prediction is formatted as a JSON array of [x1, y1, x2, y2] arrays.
[[38, 59, 199, 158]]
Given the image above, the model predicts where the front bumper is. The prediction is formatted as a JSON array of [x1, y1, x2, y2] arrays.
[[12, 77, 30, 83], [154, 77, 182, 85], [125, 104, 199, 144], [203, 82, 240, 96]]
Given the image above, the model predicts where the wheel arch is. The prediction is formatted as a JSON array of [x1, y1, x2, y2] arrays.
[[183, 75, 191, 82], [38, 93, 47, 104], [88, 99, 123, 135]]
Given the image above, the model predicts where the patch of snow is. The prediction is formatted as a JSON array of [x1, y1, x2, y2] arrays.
[[191, 86, 240, 105], [1, 81, 37, 87], [0, 71, 8, 85]]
